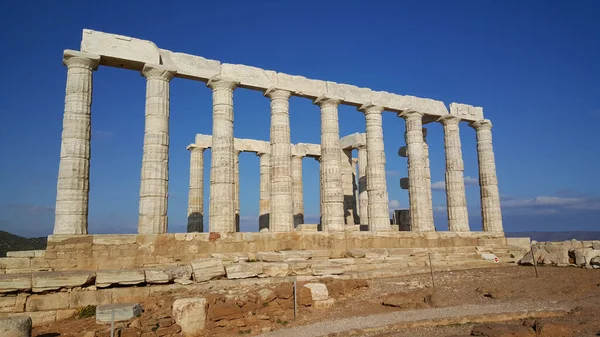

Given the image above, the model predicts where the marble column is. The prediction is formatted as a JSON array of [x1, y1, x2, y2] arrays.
[[234, 150, 241, 232], [360, 104, 390, 231], [257, 152, 271, 232], [138, 64, 176, 234], [357, 145, 369, 225], [187, 145, 205, 232], [208, 77, 238, 233], [341, 149, 357, 224], [315, 96, 345, 231], [352, 157, 360, 224], [470, 119, 503, 232], [400, 111, 434, 232], [266, 88, 293, 232], [422, 128, 434, 228], [54, 50, 100, 235], [439, 115, 469, 231], [292, 155, 304, 227]]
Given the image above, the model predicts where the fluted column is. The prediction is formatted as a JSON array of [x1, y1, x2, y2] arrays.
[[54, 50, 100, 235], [138, 64, 176, 234], [357, 145, 369, 225], [187, 145, 205, 232], [292, 155, 304, 227], [422, 128, 434, 228], [352, 157, 360, 224], [341, 149, 357, 224], [234, 150, 241, 232], [470, 119, 503, 232], [315, 96, 345, 231], [258, 152, 271, 232], [267, 88, 293, 232], [208, 77, 238, 233], [400, 111, 434, 232], [360, 104, 390, 231], [439, 115, 469, 231]]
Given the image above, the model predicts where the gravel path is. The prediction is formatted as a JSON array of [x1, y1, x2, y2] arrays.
[[259, 301, 570, 337]]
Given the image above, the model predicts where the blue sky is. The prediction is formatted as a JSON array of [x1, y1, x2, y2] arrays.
[[0, 1, 599, 237]]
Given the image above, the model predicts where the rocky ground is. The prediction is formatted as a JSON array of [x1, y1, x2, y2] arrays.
[[31, 265, 600, 336]]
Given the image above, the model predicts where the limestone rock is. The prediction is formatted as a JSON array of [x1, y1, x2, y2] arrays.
[[314, 298, 335, 309], [311, 263, 344, 276], [172, 298, 208, 336], [518, 247, 547, 266], [590, 256, 600, 268], [96, 269, 145, 288], [144, 268, 173, 284], [0, 316, 31, 337], [593, 241, 600, 250], [96, 303, 143, 323], [480, 253, 498, 261], [542, 244, 570, 265], [171, 265, 193, 283], [303, 283, 329, 301], [256, 252, 283, 262], [471, 323, 535, 337], [382, 290, 434, 309], [257, 288, 276, 303], [0, 274, 32, 293], [190, 258, 225, 282], [225, 263, 262, 279], [260, 263, 289, 277], [280, 250, 313, 261], [32, 271, 95, 292]]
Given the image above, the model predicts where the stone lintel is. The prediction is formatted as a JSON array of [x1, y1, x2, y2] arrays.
[[339, 132, 366, 150], [449, 102, 484, 122], [193, 134, 321, 157]]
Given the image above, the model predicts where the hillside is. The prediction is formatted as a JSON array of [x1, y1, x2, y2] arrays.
[[505, 231, 600, 242], [0, 230, 47, 257]]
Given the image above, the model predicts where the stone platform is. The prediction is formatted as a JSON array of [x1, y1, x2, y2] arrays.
[[1, 231, 507, 273]]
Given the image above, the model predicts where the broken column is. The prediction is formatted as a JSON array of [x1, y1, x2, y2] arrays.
[[257, 152, 270, 231], [400, 111, 434, 232], [138, 64, 176, 234], [439, 115, 469, 231], [292, 154, 304, 227], [316, 96, 345, 231], [208, 77, 238, 232], [267, 88, 294, 232], [470, 119, 503, 232], [187, 145, 205, 232], [360, 104, 390, 231], [54, 50, 100, 235]]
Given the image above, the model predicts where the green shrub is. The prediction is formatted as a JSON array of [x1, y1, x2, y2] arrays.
[[76, 305, 96, 319]]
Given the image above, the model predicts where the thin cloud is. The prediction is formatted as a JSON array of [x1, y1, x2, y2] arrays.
[[389, 199, 401, 209], [6, 204, 54, 213], [431, 176, 478, 191], [386, 170, 401, 177], [501, 193, 600, 215]]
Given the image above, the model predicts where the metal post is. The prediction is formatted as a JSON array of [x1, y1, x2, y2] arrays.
[[110, 309, 115, 337], [530, 243, 539, 278], [428, 252, 435, 289], [293, 278, 298, 320]]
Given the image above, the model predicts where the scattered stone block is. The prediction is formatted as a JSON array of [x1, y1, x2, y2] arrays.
[[190, 258, 225, 282], [480, 253, 498, 261], [302, 283, 329, 301], [225, 263, 262, 279], [96, 269, 145, 288], [0, 274, 31, 293], [0, 316, 31, 337], [172, 297, 207, 336], [260, 263, 289, 277], [32, 271, 95, 292], [144, 268, 172, 284], [96, 303, 142, 323]]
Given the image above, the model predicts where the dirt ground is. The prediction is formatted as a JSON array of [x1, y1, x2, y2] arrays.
[[32, 265, 600, 337]]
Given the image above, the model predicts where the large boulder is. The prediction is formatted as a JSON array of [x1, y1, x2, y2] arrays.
[[590, 256, 600, 268], [573, 248, 600, 266], [518, 247, 548, 266], [172, 298, 208, 336], [0, 316, 31, 337], [541, 244, 570, 265]]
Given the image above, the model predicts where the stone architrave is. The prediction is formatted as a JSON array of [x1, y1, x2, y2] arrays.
[[138, 64, 176, 234], [187, 145, 205, 232], [357, 145, 369, 225], [400, 111, 434, 232], [234, 150, 241, 231], [292, 155, 304, 227], [208, 77, 238, 233], [257, 152, 270, 231], [439, 115, 469, 231], [470, 119, 503, 232], [266, 88, 294, 232], [54, 50, 100, 235], [341, 149, 357, 224], [315, 96, 345, 231], [422, 128, 434, 228], [360, 104, 390, 231]]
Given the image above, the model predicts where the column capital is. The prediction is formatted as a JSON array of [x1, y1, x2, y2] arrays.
[[399, 110, 424, 120], [63, 50, 100, 70], [470, 119, 493, 131], [186, 144, 207, 152], [314, 95, 342, 107], [358, 103, 384, 115], [207, 76, 239, 91], [437, 114, 462, 126], [265, 87, 292, 100], [142, 64, 177, 81]]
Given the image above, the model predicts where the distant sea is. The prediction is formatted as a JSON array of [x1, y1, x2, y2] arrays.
[[506, 231, 600, 242]]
